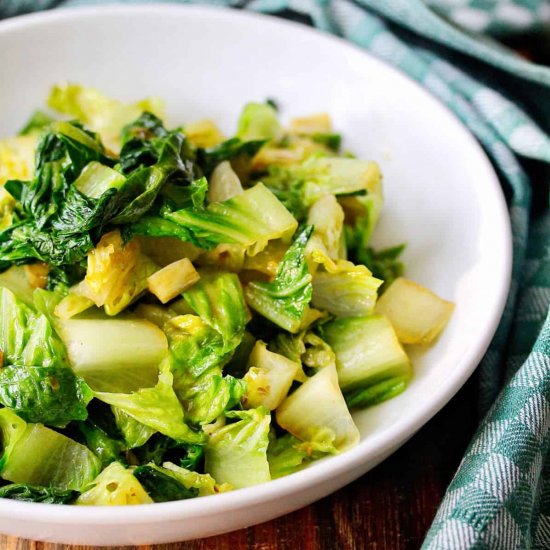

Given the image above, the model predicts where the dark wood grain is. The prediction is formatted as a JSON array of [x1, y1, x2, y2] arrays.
[[0, 374, 479, 550]]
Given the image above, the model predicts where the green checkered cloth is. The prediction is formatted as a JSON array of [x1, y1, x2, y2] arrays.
[[2, 0, 550, 547]]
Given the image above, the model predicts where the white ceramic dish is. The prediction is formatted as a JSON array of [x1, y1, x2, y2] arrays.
[[0, 4, 511, 546]]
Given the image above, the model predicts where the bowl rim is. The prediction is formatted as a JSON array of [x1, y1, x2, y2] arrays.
[[0, 2, 512, 524]]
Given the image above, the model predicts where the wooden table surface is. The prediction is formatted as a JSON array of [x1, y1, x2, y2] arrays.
[[0, 374, 480, 550]]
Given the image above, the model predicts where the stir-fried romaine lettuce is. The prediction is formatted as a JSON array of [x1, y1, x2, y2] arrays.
[[277, 364, 359, 452], [0, 135, 37, 185], [164, 183, 297, 253], [48, 83, 165, 154], [0, 483, 77, 504], [267, 433, 332, 479], [320, 315, 412, 408], [165, 314, 246, 425], [58, 317, 167, 393], [0, 288, 92, 426], [113, 407, 155, 450], [245, 226, 313, 333], [236, 102, 282, 142], [76, 461, 153, 505], [183, 271, 248, 353], [0, 84, 455, 505], [162, 461, 227, 495], [243, 341, 299, 410], [205, 408, 271, 489], [311, 266, 382, 318], [94, 361, 204, 444], [0, 408, 101, 490], [133, 463, 198, 502]]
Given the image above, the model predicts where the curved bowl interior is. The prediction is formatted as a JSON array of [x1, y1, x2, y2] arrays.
[[0, 5, 511, 546]]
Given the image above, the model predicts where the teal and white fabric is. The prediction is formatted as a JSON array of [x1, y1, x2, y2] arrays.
[[1, 1, 550, 548]]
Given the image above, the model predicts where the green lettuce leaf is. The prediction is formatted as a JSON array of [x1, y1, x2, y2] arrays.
[[94, 361, 205, 444], [0, 288, 91, 426], [263, 157, 382, 210], [48, 82, 165, 154], [319, 315, 412, 400], [236, 102, 281, 142], [165, 315, 246, 425], [133, 434, 204, 471], [183, 271, 247, 354], [245, 226, 313, 333], [133, 464, 198, 502], [205, 408, 271, 489], [77, 418, 126, 468], [112, 407, 156, 450], [311, 268, 382, 317], [162, 461, 223, 496], [350, 244, 406, 293], [0, 483, 77, 504], [0, 122, 115, 268], [19, 111, 54, 137], [0, 366, 91, 426], [164, 183, 297, 252], [197, 138, 265, 177], [344, 375, 411, 409], [76, 461, 153, 505], [0, 408, 101, 491], [267, 433, 331, 479]]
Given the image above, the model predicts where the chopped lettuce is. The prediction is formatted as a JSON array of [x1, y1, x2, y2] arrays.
[[320, 315, 412, 405], [163, 461, 226, 496], [132, 434, 204, 470], [77, 417, 126, 468], [166, 314, 246, 424], [243, 341, 299, 410], [276, 364, 359, 451], [165, 183, 297, 253], [196, 137, 265, 178], [0, 267, 35, 306], [165, 314, 227, 380], [311, 267, 382, 318], [76, 461, 153, 505], [269, 330, 334, 383], [205, 408, 271, 489], [0, 287, 67, 368], [183, 270, 248, 354], [58, 317, 167, 393], [0, 288, 91, 426], [184, 119, 225, 148], [0, 365, 91, 427], [147, 258, 200, 304], [0, 408, 101, 490], [375, 277, 454, 344], [264, 157, 382, 211], [245, 226, 313, 333], [0, 483, 77, 504], [267, 433, 332, 479], [83, 230, 157, 316], [113, 407, 156, 449], [349, 243, 406, 293], [73, 161, 126, 199], [94, 361, 204, 444], [305, 194, 345, 263], [208, 161, 243, 203], [48, 82, 165, 153], [0, 135, 37, 185], [236, 102, 282, 142], [133, 464, 198, 502]]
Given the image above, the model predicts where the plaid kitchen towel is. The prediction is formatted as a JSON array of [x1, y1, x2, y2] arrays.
[[1, 1, 550, 548]]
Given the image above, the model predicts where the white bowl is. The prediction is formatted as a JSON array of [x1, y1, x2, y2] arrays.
[[0, 4, 511, 546]]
